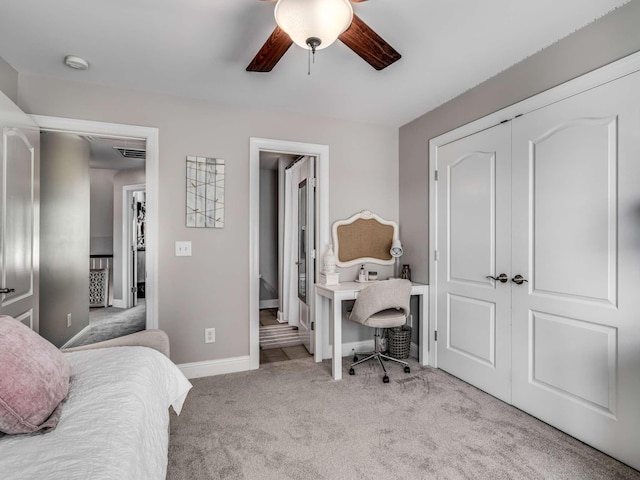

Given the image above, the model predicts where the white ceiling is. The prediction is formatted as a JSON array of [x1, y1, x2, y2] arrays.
[[0, 0, 629, 127]]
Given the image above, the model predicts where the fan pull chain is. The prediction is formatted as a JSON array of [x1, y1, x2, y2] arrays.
[[305, 36, 321, 76]]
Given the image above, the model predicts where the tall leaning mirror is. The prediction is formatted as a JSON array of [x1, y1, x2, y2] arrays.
[[186, 156, 225, 228]]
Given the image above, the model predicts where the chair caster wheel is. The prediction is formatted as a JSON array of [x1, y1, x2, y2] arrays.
[[404, 366, 411, 374], [383, 375, 390, 383], [353, 356, 358, 362], [349, 368, 355, 376]]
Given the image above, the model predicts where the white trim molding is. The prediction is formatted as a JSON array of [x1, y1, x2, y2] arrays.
[[30, 115, 159, 330], [249, 137, 330, 370], [339, 339, 374, 358], [178, 355, 252, 379], [333, 340, 419, 361], [428, 50, 640, 368], [259, 299, 279, 309]]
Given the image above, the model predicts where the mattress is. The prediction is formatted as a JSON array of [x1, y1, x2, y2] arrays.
[[0, 346, 192, 480]]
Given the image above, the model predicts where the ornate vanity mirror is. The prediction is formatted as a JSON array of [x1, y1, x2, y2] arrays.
[[332, 210, 398, 267]]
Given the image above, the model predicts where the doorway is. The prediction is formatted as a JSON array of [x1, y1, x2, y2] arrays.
[[124, 184, 146, 309], [32, 115, 159, 348], [249, 138, 330, 370], [37, 131, 148, 347], [258, 152, 317, 364]]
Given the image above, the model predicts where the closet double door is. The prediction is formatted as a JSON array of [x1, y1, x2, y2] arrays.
[[436, 70, 640, 469]]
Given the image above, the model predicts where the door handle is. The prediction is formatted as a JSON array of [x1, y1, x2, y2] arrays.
[[512, 275, 528, 285], [0, 287, 15, 294], [486, 273, 508, 283]]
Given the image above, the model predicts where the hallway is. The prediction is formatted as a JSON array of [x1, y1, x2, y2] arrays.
[[259, 309, 311, 364]]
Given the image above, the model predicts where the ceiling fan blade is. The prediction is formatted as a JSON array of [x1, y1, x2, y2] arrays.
[[246, 26, 293, 72], [339, 14, 401, 70]]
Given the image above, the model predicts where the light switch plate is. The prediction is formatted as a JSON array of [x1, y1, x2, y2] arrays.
[[175, 241, 192, 256]]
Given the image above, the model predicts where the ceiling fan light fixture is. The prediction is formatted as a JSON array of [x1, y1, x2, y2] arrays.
[[274, 0, 353, 51]]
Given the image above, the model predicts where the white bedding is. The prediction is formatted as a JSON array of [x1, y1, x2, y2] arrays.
[[0, 346, 192, 480]]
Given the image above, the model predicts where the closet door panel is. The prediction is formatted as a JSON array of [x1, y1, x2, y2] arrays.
[[436, 122, 512, 403], [511, 69, 640, 470], [530, 118, 616, 303], [0, 91, 40, 329]]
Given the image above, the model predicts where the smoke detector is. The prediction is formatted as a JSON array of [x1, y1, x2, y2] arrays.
[[64, 55, 89, 70]]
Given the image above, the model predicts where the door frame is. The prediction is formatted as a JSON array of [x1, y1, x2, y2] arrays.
[[428, 51, 640, 367], [30, 115, 159, 330], [249, 137, 329, 370], [123, 184, 145, 309]]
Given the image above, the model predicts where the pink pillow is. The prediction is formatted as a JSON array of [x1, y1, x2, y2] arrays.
[[0, 315, 70, 434]]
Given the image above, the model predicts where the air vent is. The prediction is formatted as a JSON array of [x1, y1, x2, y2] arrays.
[[113, 147, 146, 159]]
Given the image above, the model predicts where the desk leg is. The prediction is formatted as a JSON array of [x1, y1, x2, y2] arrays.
[[314, 294, 323, 363], [418, 293, 426, 366], [331, 296, 342, 380]]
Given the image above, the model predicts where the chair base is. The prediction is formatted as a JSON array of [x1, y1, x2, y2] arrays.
[[349, 328, 411, 382]]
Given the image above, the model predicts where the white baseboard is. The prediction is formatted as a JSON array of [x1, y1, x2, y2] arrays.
[[177, 342, 421, 380], [259, 299, 279, 309], [323, 340, 420, 360], [178, 355, 252, 379], [342, 339, 375, 357], [112, 299, 126, 309], [60, 325, 92, 349]]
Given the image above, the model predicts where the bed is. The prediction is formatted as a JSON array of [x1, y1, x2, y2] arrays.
[[0, 343, 192, 480]]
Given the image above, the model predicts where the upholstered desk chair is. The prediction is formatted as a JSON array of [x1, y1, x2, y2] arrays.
[[348, 278, 412, 383]]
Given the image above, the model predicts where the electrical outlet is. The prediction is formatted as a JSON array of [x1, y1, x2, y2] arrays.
[[66, 313, 72, 328], [204, 328, 215, 344]]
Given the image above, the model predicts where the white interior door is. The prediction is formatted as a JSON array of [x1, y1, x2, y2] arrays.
[[297, 157, 315, 353], [511, 70, 640, 469], [0, 91, 39, 330], [436, 122, 512, 403]]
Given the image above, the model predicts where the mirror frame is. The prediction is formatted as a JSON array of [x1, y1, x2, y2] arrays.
[[332, 210, 399, 268]]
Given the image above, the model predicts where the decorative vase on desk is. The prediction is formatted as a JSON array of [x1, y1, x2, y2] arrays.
[[323, 244, 336, 274], [319, 244, 340, 285]]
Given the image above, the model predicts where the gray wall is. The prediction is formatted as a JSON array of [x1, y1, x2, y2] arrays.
[[16, 76, 399, 364], [40, 132, 90, 347], [259, 168, 278, 304], [90, 168, 117, 255], [398, 1, 640, 284], [0, 57, 18, 105]]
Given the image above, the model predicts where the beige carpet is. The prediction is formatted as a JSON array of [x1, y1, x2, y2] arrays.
[[167, 357, 640, 480]]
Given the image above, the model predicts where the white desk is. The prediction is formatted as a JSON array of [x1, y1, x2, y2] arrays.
[[315, 281, 429, 380]]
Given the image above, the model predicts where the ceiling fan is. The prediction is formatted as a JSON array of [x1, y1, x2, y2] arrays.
[[247, 0, 401, 72]]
